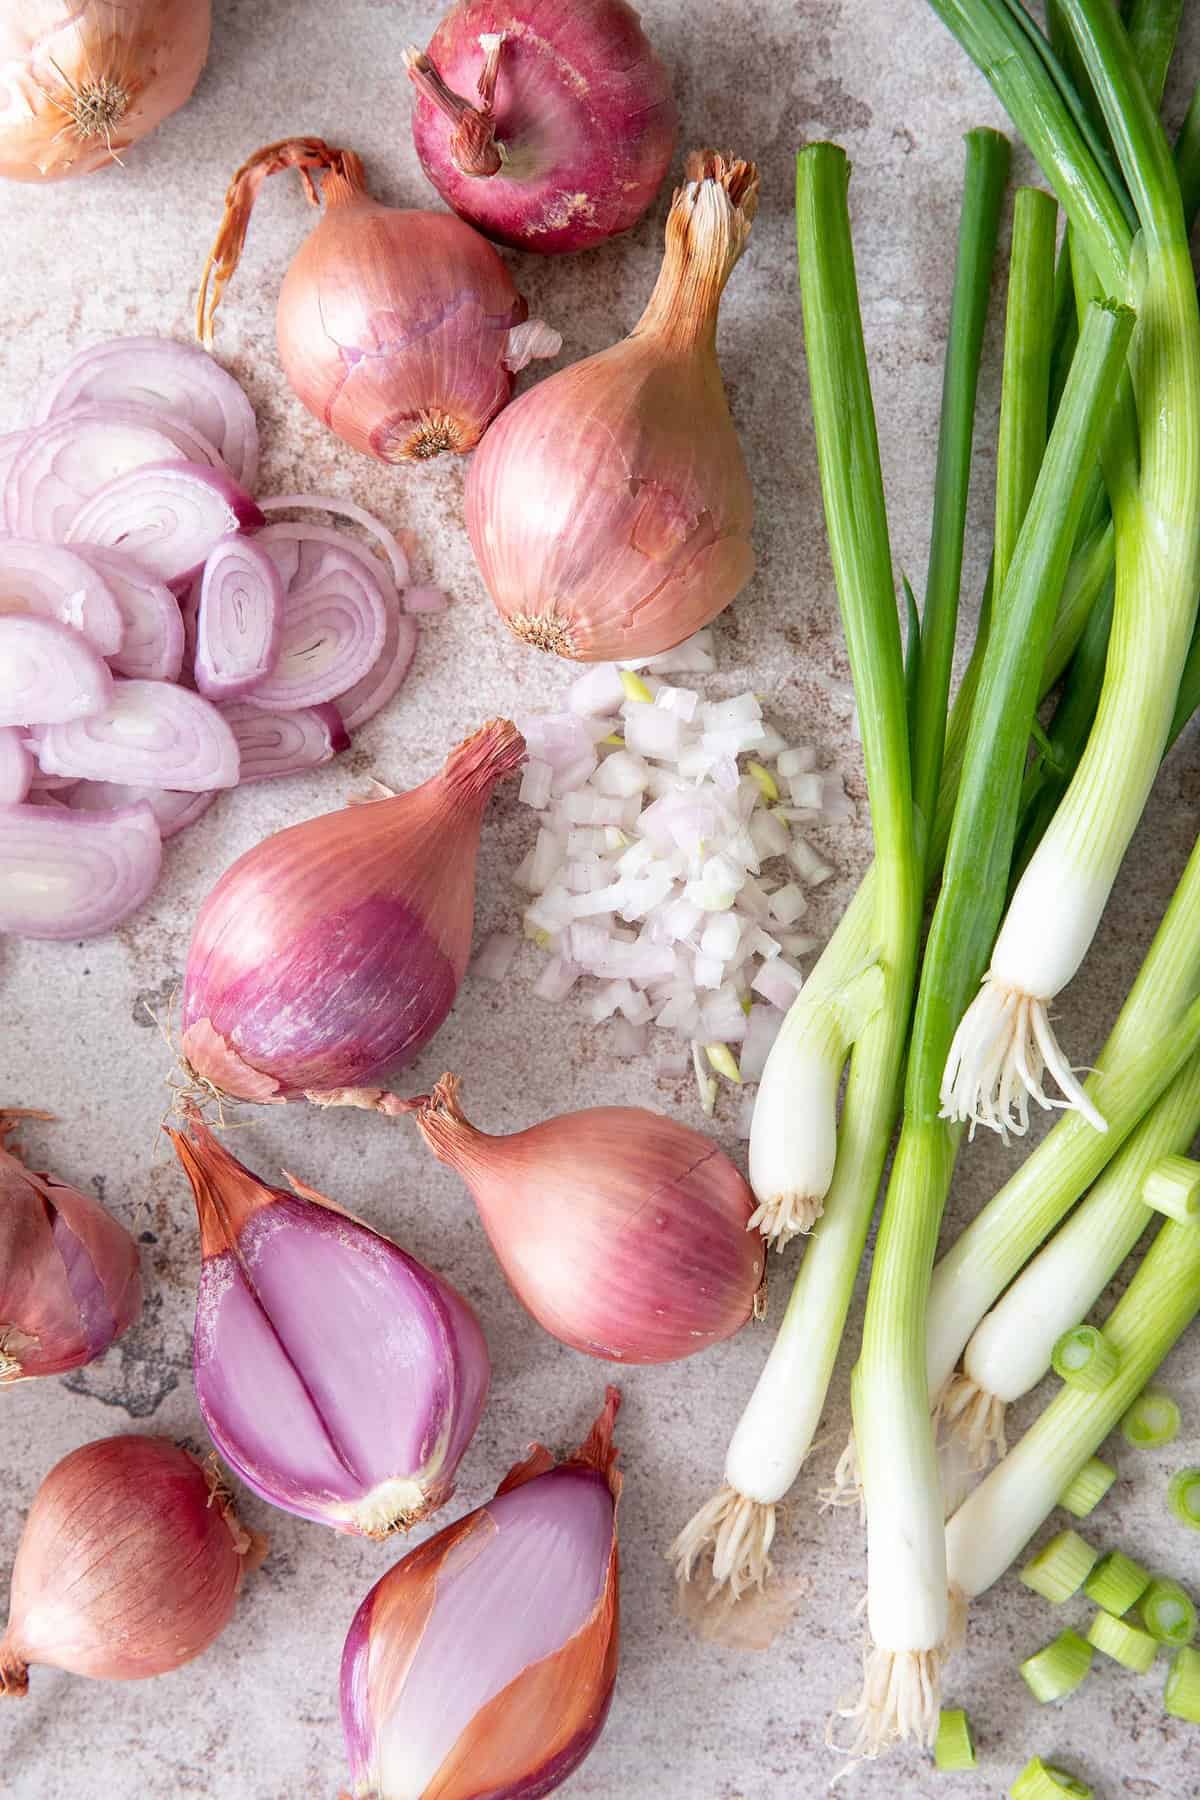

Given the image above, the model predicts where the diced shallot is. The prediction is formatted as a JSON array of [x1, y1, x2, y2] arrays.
[[0, 542, 123, 654], [0, 802, 162, 939], [35, 680, 240, 792], [194, 536, 284, 700], [0, 616, 112, 728], [220, 701, 349, 782], [751, 959, 804, 1009], [66, 463, 264, 591]]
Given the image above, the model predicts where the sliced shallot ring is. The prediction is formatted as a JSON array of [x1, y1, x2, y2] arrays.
[[0, 428, 29, 493], [0, 728, 32, 803], [35, 678, 240, 792], [66, 463, 265, 592], [0, 616, 113, 728], [257, 494, 409, 591], [221, 699, 349, 781], [70, 547, 186, 681], [37, 337, 260, 491], [0, 541, 124, 655], [4, 403, 225, 541], [249, 524, 387, 710], [194, 535, 284, 699], [334, 581, 418, 732], [0, 801, 162, 940], [67, 781, 216, 840]]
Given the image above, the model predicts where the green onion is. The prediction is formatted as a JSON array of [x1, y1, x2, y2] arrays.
[[1122, 1387, 1181, 1448], [1011, 1755, 1093, 1799], [1084, 1550, 1151, 1615], [1087, 1608, 1158, 1673], [1020, 1529, 1099, 1603], [1059, 1457, 1116, 1518], [1167, 1466, 1200, 1530], [704, 1043, 741, 1085], [1020, 1627, 1094, 1701], [745, 761, 778, 804], [1164, 1644, 1200, 1722], [1140, 1577, 1197, 1647], [933, 1707, 976, 1771], [1142, 1154, 1200, 1223], [618, 670, 651, 704], [1051, 1324, 1119, 1391]]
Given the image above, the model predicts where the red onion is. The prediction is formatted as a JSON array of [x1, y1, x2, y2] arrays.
[[196, 138, 559, 464], [5, 402, 223, 540], [0, 729, 32, 804], [249, 525, 386, 709], [0, 541, 123, 654], [221, 699, 350, 782], [35, 678, 239, 791], [66, 461, 264, 590], [170, 1117, 489, 1537], [0, 801, 162, 938], [179, 719, 525, 1106], [0, 616, 112, 727], [0, 2, 211, 184], [71, 546, 186, 680], [340, 1390, 620, 1799], [465, 151, 758, 661], [0, 1435, 260, 1695], [406, 0, 677, 254], [0, 1110, 141, 1383], [410, 1074, 764, 1362], [194, 535, 284, 699], [38, 336, 259, 489]]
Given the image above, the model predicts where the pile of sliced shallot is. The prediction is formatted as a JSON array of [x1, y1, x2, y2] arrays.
[[0, 336, 441, 942]]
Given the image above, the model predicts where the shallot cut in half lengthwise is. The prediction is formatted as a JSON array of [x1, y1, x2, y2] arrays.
[[169, 1117, 489, 1537], [405, 0, 677, 253], [196, 138, 559, 464], [179, 719, 525, 1110], [0, 1435, 262, 1695], [409, 1075, 764, 1362], [465, 150, 758, 662], [0, 1110, 141, 1382], [340, 1390, 620, 1800]]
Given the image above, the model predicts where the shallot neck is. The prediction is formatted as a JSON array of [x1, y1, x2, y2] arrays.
[[635, 151, 760, 356]]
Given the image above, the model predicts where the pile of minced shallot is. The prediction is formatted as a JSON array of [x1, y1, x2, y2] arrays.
[[471, 631, 853, 1123], [0, 336, 442, 942]]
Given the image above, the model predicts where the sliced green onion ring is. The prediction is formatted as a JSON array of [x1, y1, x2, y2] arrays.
[[933, 1706, 976, 1771], [1141, 1152, 1200, 1222], [1087, 1607, 1159, 1673], [1121, 1386, 1181, 1448], [1167, 1465, 1200, 1530], [1051, 1324, 1120, 1391], [1164, 1644, 1200, 1722], [1140, 1577, 1197, 1647], [1020, 1529, 1099, 1603], [1059, 1456, 1116, 1518], [1084, 1549, 1151, 1615], [1020, 1627, 1093, 1702], [1011, 1754, 1093, 1799]]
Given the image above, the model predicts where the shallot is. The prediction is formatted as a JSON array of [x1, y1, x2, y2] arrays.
[[197, 138, 559, 463], [0, 1435, 261, 1693], [180, 719, 525, 1106], [341, 1390, 620, 1799], [406, 0, 677, 253], [0, 1110, 141, 1382], [0, 1, 210, 183], [409, 1074, 763, 1362], [465, 151, 758, 660]]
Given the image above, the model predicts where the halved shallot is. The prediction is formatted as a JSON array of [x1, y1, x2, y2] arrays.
[[194, 534, 284, 699], [35, 679, 239, 791], [0, 616, 112, 727], [0, 541, 123, 654], [0, 802, 162, 939], [67, 461, 264, 590]]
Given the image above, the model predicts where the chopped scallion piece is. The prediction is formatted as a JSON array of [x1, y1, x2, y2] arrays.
[[1087, 1608, 1158, 1674], [1084, 1550, 1151, 1616], [1020, 1529, 1099, 1603], [1020, 1627, 1093, 1702], [600, 732, 624, 748], [746, 760, 779, 803], [1059, 1457, 1116, 1518], [1052, 1324, 1120, 1392], [1164, 1644, 1200, 1722], [1121, 1387, 1181, 1449], [1010, 1755, 1093, 1799], [1141, 1153, 1200, 1222], [1167, 1466, 1200, 1530], [705, 1043, 742, 1084], [619, 671, 652, 705], [1140, 1578, 1197, 1648], [933, 1706, 976, 1771]]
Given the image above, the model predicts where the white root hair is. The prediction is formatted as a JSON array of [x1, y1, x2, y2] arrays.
[[936, 1373, 1008, 1470], [745, 1189, 824, 1251], [669, 1484, 776, 1600], [940, 974, 1107, 1137], [829, 1644, 944, 1768]]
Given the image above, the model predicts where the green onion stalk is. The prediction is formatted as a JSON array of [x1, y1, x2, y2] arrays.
[[670, 131, 1007, 1599], [934, 0, 1200, 1139], [944, 1213, 1200, 1619], [844, 291, 1133, 1750]]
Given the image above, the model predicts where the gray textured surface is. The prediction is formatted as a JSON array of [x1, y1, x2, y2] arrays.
[[2, 1, 1199, 1795]]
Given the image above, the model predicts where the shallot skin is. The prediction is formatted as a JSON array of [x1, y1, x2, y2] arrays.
[[0, 2, 211, 184], [409, 0, 678, 254]]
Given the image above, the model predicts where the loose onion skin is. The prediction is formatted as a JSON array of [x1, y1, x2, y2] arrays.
[[411, 1074, 763, 1363], [0, 2, 211, 184], [198, 139, 555, 464], [0, 1436, 261, 1694], [465, 151, 758, 661], [407, 0, 677, 254]]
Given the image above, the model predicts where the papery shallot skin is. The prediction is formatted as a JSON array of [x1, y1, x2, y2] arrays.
[[171, 1121, 490, 1537], [0, 1113, 141, 1382], [341, 1392, 620, 1800], [179, 719, 524, 1104], [409, 0, 678, 254]]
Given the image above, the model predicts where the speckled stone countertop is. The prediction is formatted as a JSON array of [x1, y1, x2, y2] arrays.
[[3, 2, 1199, 1795]]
